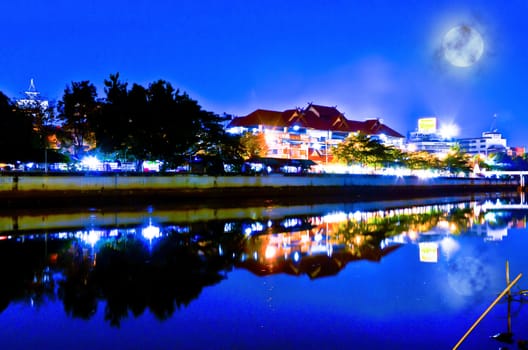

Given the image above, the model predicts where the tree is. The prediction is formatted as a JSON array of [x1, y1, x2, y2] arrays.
[[334, 132, 390, 168], [57, 81, 100, 158], [239, 132, 268, 159], [17, 97, 67, 166], [126, 83, 149, 160], [443, 144, 471, 174], [0, 91, 40, 163], [94, 73, 131, 157], [57, 75, 237, 170], [137, 80, 227, 168], [403, 151, 440, 170]]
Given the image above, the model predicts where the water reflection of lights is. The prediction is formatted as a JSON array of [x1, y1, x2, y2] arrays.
[[224, 222, 235, 233], [407, 230, 419, 241], [78, 230, 100, 247], [265, 246, 277, 259], [282, 218, 302, 228], [244, 222, 265, 236], [3, 197, 524, 272], [293, 251, 301, 263], [439, 236, 460, 259], [484, 212, 497, 224], [314, 202, 469, 228]]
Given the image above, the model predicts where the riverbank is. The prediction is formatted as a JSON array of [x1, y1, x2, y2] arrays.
[[0, 173, 519, 208]]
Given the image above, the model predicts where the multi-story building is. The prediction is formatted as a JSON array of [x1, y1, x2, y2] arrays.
[[406, 117, 457, 154], [226, 103, 404, 164], [458, 131, 508, 156]]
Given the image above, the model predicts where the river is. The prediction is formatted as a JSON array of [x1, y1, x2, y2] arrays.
[[0, 192, 527, 349]]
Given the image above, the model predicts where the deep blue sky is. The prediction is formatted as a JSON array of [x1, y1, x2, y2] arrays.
[[1, 0, 527, 146]]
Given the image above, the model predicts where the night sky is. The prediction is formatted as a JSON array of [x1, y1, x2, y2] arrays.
[[1, 0, 527, 147]]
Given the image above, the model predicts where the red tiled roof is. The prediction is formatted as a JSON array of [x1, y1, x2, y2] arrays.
[[356, 119, 404, 138], [228, 105, 404, 138], [307, 104, 342, 119], [228, 109, 286, 128]]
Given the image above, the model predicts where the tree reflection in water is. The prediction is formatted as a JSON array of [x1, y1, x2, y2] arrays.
[[59, 241, 98, 319], [0, 238, 64, 313], [57, 229, 240, 327], [0, 197, 523, 326]]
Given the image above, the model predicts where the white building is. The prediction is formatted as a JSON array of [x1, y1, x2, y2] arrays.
[[458, 131, 508, 156], [406, 117, 457, 154]]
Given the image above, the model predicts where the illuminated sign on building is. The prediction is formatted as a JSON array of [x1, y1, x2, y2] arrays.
[[418, 117, 437, 134]]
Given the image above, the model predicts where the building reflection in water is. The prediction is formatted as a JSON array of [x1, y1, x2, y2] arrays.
[[0, 196, 526, 325]]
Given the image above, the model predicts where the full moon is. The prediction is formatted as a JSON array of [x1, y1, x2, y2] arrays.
[[442, 25, 484, 67]]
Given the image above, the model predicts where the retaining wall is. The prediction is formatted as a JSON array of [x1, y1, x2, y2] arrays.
[[0, 173, 519, 191], [0, 174, 519, 208]]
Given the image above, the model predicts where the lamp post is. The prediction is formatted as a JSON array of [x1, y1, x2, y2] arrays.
[[325, 130, 329, 166]]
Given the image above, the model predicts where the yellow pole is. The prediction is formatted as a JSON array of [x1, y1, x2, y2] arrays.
[[452, 273, 522, 350]]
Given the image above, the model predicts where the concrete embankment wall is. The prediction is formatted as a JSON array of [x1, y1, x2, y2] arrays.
[[0, 173, 519, 191], [0, 173, 518, 205]]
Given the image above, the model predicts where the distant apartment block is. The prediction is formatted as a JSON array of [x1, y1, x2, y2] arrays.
[[458, 131, 508, 156]]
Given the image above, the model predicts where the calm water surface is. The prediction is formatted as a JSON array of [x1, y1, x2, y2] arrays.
[[1, 194, 528, 350]]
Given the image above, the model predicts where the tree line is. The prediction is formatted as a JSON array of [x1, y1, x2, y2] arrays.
[[333, 132, 473, 174], [0, 73, 250, 172]]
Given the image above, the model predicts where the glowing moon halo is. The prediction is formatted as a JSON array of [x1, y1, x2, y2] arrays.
[[442, 25, 484, 67]]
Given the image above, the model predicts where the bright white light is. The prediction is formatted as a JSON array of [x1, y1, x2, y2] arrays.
[[293, 125, 300, 131], [439, 123, 459, 140], [142, 160, 162, 172], [224, 222, 234, 232], [81, 156, 101, 171], [416, 169, 438, 179], [293, 251, 300, 263], [82, 230, 100, 246], [393, 168, 408, 177], [252, 222, 264, 232], [322, 212, 347, 223], [282, 218, 300, 228], [142, 224, 160, 240], [265, 246, 277, 259]]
